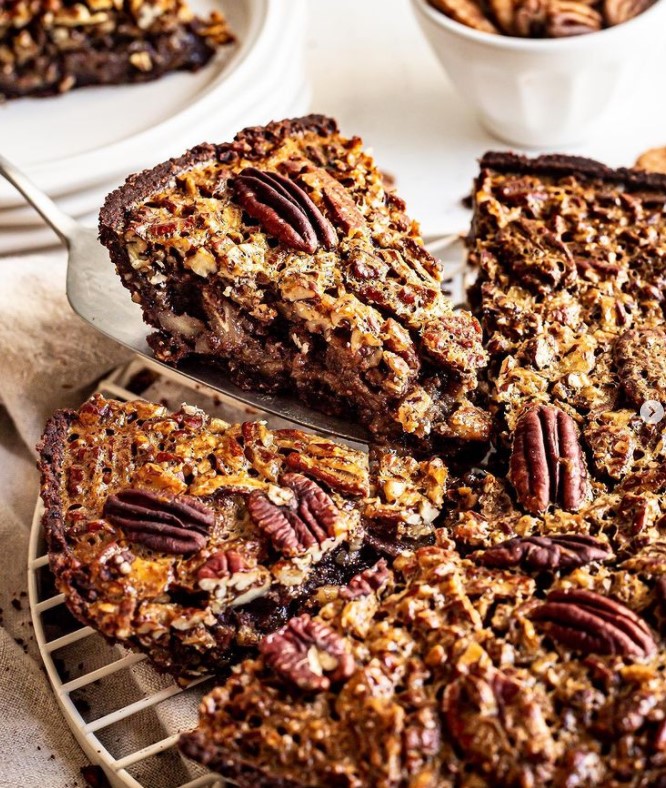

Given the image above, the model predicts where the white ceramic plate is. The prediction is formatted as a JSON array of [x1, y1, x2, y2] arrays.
[[0, 0, 306, 208], [0, 71, 311, 254]]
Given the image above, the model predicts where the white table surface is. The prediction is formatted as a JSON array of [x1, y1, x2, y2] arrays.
[[306, 0, 666, 238]]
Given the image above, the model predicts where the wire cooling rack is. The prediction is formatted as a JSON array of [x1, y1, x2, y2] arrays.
[[27, 235, 467, 787]]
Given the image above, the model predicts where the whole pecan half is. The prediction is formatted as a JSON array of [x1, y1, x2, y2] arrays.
[[509, 405, 588, 514], [260, 614, 354, 691], [341, 559, 389, 600], [473, 534, 612, 572], [104, 489, 214, 554], [232, 167, 336, 254], [197, 549, 247, 581], [530, 589, 657, 659], [547, 0, 603, 35], [604, 0, 653, 25], [246, 473, 341, 557], [514, 0, 548, 35]]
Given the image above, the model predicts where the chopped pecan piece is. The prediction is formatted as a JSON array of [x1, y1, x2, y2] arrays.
[[473, 534, 612, 572], [246, 473, 341, 557], [497, 218, 575, 293], [197, 549, 247, 581], [657, 576, 666, 606], [531, 589, 657, 659], [402, 707, 442, 775], [341, 559, 389, 600], [284, 442, 369, 497], [653, 719, 666, 755], [260, 614, 354, 691], [281, 161, 367, 235], [232, 168, 336, 254], [509, 405, 588, 514], [420, 313, 486, 374], [319, 175, 366, 235], [614, 328, 666, 408], [103, 489, 213, 554]]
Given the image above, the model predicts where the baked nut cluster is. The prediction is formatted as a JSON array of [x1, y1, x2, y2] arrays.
[[99, 115, 490, 454], [0, 0, 233, 99], [428, 0, 655, 36], [39, 394, 448, 681]]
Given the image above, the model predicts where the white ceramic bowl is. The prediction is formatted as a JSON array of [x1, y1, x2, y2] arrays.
[[411, 0, 666, 147]]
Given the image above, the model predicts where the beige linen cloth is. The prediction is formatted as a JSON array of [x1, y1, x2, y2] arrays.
[[0, 249, 216, 787]]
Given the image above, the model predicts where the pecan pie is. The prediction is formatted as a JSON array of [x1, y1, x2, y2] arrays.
[[99, 115, 490, 453], [180, 528, 666, 785], [38, 395, 449, 681], [180, 405, 666, 784], [0, 0, 233, 100], [176, 152, 666, 786], [470, 152, 666, 480]]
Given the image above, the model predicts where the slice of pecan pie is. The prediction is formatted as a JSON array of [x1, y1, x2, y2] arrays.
[[99, 115, 490, 453], [38, 394, 449, 681], [469, 152, 666, 479], [0, 0, 233, 100]]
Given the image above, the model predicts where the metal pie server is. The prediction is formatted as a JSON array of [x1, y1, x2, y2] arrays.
[[0, 153, 463, 443]]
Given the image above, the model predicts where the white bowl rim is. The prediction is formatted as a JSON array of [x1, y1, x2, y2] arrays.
[[412, 0, 666, 50]]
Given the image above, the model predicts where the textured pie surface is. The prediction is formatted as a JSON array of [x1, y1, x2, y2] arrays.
[[470, 152, 666, 480], [0, 0, 232, 100], [99, 115, 490, 453], [178, 154, 666, 786], [180, 529, 666, 786], [38, 394, 449, 680]]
